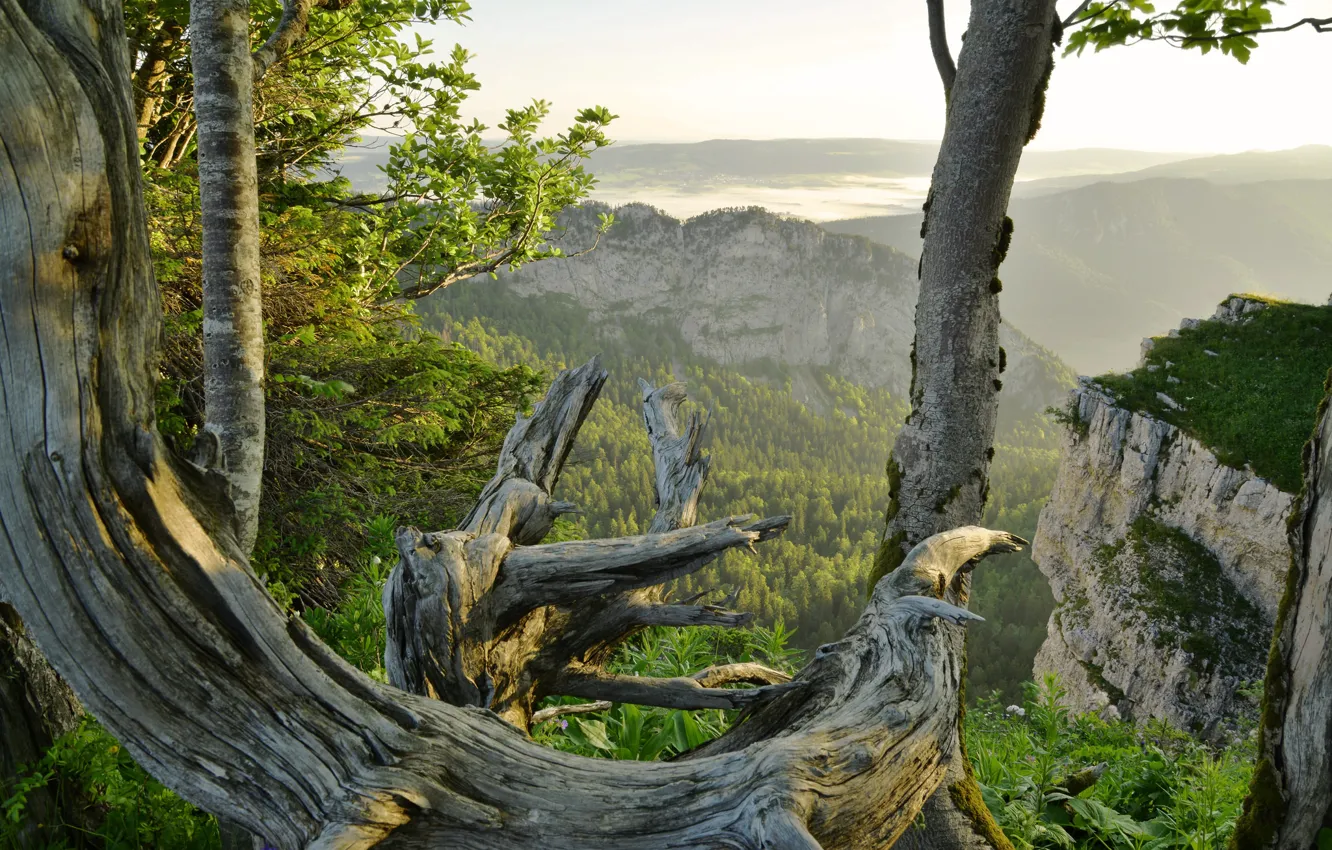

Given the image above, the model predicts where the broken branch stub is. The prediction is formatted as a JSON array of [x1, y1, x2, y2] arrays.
[[639, 378, 712, 533]]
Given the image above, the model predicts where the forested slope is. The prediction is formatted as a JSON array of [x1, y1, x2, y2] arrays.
[[420, 280, 1062, 700]]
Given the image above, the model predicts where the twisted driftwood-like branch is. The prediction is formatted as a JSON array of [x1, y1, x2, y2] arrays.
[[2, 4, 1027, 844], [382, 363, 780, 723]]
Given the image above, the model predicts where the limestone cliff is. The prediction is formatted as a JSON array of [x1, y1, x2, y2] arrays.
[[1033, 298, 1298, 740], [499, 203, 1073, 420]]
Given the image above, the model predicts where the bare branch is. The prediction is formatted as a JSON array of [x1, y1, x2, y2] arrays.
[[880, 527, 1026, 600], [926, 0, 958, 97], [491, 516, 790, 624], [531, 701, 612, 725], [461, 357, 607, 544], [253, 0, 357, 82], [632, 602, 754, 629], [691, 663, 792, 688], [557, 671, 802, 711]]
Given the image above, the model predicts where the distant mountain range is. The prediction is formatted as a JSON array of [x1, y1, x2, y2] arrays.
[[579, 138, 1195, 184], [1013, 145, 1332, 197], [332, 137, 1332, 373], [826, 175, 1332, 373], [331, 136, 1196, 195]]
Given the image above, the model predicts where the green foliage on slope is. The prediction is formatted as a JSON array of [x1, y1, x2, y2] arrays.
[[1094, 297, 1332, 493], [420, 278, 1059, 700], [968, 676, 1254, 850]]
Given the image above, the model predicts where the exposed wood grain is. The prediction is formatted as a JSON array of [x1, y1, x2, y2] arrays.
[[640, 379, 711, 533]]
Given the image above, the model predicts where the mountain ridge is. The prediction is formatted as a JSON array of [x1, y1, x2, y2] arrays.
[[480, 201, 1076, 426]]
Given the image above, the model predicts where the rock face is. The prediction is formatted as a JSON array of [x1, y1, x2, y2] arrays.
[[499, 202, 1074, 418], [1033, 383, 1292, 740]]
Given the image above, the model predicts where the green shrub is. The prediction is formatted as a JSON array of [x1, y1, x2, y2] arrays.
[[1, 720, 220, 849], [968, 675, 1255, 850]]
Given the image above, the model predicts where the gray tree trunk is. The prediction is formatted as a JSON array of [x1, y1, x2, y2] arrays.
[[0, 604, 83, 849], [191, 0, 266, 557], [0, 4, 1029, 845], [1231, 395, 1332, 850], [871, 1, 1059, 848], [191, 5, 267, 844]]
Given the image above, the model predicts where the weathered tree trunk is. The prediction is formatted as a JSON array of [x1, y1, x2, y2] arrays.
[[870, 0, 1059, 848], [0, 604, 83, 849], [192, 0, 267, 556], [0, 5, 1029, 845], [1232, 395, 1332, 850], [383, 372, 773, 729]]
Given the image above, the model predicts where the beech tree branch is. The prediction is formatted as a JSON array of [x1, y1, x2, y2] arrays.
[[1061, 0, 1095, 29], [926, 0, 958, 97], [253, 0, 357, 81], [1191, 15, 1330, 39]]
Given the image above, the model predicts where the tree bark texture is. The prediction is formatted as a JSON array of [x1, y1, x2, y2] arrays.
[[872, 0, 1058, 848], [1, 2, 1028, 846], [1232, 395, 1332, 850], [192, 0, 267, 556], [0, 604, 84, 848]]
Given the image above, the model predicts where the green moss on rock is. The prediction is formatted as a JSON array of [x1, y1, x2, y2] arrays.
[[1094, 298, 1332, 493]]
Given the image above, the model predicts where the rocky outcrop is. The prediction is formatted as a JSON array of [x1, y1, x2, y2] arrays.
[[498, 203, 1074, 419], [1033, 383, 1292, 740]]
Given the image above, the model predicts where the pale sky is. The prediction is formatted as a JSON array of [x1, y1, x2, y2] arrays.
[[416, 0, 1332, 153]]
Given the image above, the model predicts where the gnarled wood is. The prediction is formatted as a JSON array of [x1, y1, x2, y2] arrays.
[[1, 3, 1027, 845], [384, 364, 770, 725], [640, 378, 712, 533]]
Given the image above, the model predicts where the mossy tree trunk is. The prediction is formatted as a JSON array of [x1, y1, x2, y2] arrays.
[[1233, 392, 1332, 850], [870, 0, 1060, 848]]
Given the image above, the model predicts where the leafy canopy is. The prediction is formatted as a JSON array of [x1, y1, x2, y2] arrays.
[[1064, 0, 1323, 64]]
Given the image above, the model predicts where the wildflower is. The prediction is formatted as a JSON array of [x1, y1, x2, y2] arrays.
[[1004, 704, 1026, 717], [559, 719, 568, 730]]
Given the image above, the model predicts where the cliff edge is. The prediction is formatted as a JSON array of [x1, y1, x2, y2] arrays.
[[1033, 295, 1332, 739]]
